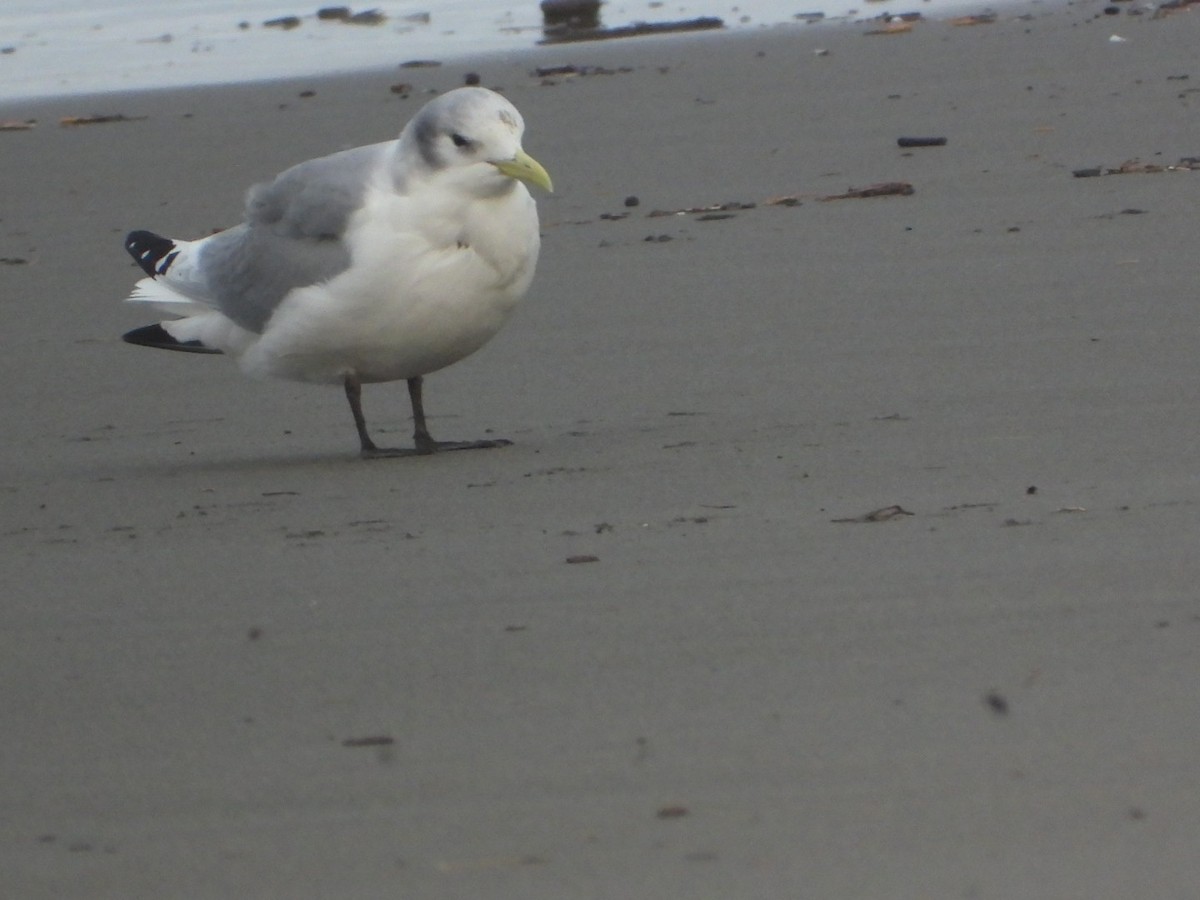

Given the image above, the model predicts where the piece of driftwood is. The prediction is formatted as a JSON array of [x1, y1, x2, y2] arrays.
[[865, 20, 915, 35], [819, 182, 915, 201], [59, 114, 148, 126], [647, 201, 756, 218], [541, 16, 723, 45], [832, 505, 915, 523], [1073, 157, 1200, 177], [948, 13, 998, 25]]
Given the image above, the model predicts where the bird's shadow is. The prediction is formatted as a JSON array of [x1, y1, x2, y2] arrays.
[[96, 441, 516, 482]]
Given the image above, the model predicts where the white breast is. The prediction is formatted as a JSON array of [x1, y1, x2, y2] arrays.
[[239, 178, 540, 385]]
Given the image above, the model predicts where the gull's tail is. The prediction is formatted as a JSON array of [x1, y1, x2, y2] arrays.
[[122, 229, 226, 354], [125, 230, 179, 278], [123, 229, 216, 308]]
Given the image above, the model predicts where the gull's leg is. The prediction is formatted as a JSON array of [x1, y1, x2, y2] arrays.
[[407, 375, 437, 454], [407, 375, 512, 454], [344, 373, 387, 457], [341, 374, 510, 459], [345, 373, 419, 458]]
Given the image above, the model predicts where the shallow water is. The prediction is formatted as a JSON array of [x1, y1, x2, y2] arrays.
[[1, 0, 1011, 101]]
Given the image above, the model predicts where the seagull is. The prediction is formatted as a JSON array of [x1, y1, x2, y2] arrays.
[[121, 86, 552, 458]]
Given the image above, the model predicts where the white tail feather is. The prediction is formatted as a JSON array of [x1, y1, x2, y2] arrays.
[[127, 277, 213, 317]]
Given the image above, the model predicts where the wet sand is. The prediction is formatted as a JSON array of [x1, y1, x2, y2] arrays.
[[4, 4, 1200, 896]]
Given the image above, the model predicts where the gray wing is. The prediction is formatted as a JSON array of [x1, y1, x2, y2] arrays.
[[198, 142, 392, 333]]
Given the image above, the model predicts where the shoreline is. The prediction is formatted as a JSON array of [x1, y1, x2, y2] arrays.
[[2, 0, 1066, 106]]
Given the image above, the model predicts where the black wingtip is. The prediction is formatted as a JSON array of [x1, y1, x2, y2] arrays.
[[122, 323, 222, 354], [125, 230, 179, 278]]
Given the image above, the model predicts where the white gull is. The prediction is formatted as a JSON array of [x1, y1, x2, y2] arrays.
[[122, 86, 552, 458]]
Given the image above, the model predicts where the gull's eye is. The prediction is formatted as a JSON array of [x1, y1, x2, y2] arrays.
[[450, 132, 471, 149]]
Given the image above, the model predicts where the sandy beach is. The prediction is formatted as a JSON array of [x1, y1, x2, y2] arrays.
[[4, 3, 1200, 896]]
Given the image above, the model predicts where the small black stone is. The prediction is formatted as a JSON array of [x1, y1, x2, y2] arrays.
[[984, 690, 1009, 715]]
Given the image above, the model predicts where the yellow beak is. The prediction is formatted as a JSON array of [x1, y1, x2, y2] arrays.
[[492, 148, 554, 193]]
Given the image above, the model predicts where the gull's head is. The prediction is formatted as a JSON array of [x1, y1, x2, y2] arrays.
[[403, 87, 553, 194]]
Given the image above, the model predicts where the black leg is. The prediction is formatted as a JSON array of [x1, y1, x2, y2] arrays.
[[343, 373, 512, 458], [345, 374, 420, 458], [407, 375, 513, 454], [407, 376, 437, 454], [344, 374, 382, 457]]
